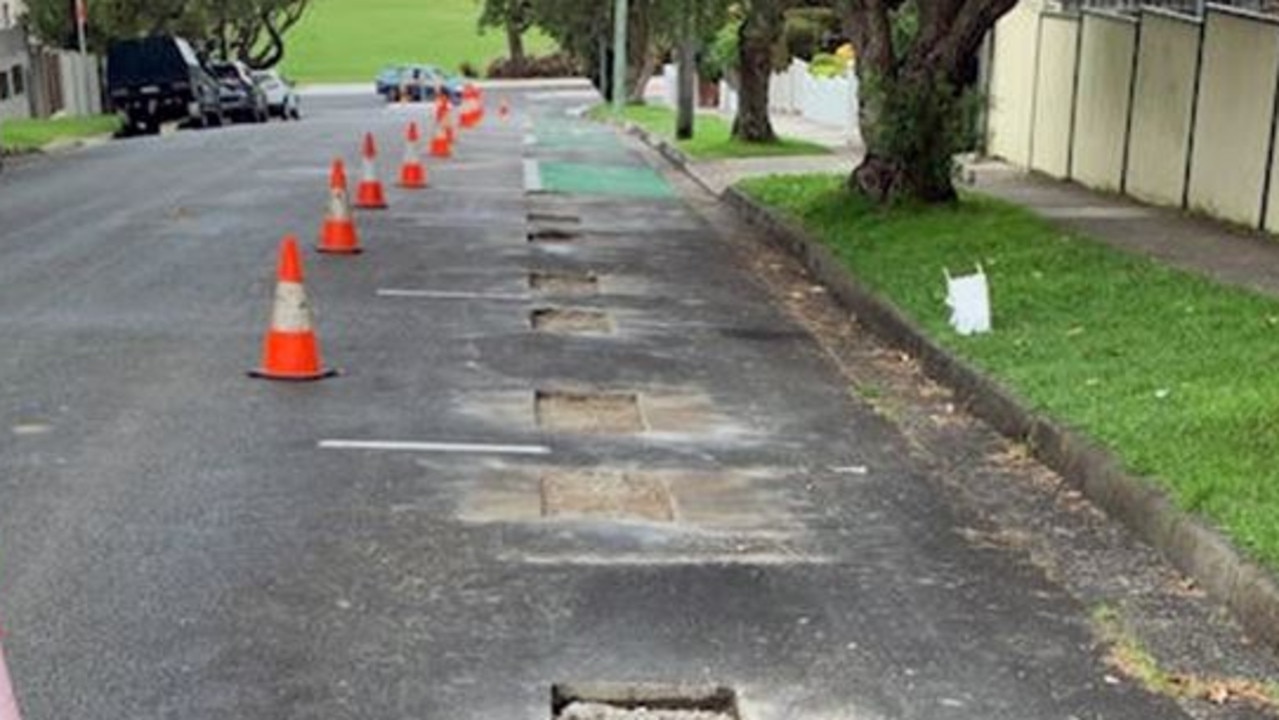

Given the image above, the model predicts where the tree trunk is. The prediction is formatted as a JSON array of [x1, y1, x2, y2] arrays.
[[842, 0, 1020, 204], [506, 16, 526, 69], [850, 69, 963, 204], [623, 0, 652, 103], [732, 0, 781, 143], [676, 2, 696, 140]]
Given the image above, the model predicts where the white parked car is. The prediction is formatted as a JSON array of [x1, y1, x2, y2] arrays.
[[251, 70, 301, 120]]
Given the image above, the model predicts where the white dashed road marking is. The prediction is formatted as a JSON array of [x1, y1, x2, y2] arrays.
[[319, 440, 552, 456]]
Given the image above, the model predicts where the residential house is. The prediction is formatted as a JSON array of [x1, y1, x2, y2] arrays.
[[0, 0, 28, 120]]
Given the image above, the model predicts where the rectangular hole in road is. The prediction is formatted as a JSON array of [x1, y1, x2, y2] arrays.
[[529, 271, 599, 295], [540, 470, 675, 522], [529, 228, 581, 243], [529, 211, 582, 225], [531, 308, 614, 335], [553, 684, 739, 720], [535, 390, 645, 434]]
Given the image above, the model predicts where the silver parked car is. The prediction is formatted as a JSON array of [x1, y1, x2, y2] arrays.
[[251, 70, 301, 120]]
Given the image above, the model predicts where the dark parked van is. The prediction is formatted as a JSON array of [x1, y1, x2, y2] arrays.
[[107, 36, 223, 135]]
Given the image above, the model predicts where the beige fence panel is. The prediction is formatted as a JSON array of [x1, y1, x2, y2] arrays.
[[1070, 12, 1137, 191], [1187, 8, 1279, 227], [1031, 13, 1081, 179], [1126, 10, 1202, 207], [1262, 42, 1279, 230], [987, 0, 1043, 166]]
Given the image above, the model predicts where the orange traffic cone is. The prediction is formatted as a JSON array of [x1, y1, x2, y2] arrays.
[[398, 122, 428, 189], [251, 236, 337, 381], [430, 121, 453, 159], [434, 93, 451, 125], [459, 85, 483, 128], [355, 132, 388, 210], [0, 629, 23, 720], [319, 159, 362, 254]]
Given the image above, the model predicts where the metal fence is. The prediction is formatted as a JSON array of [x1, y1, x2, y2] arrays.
[[1054, 0, 1271, 15]]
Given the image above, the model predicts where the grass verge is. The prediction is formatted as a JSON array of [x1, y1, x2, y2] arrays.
[[738, 173, 1279, 570], [1091, 606, 1279, 708], [0, 115, 121, 152], [590, 103, 830, 160], [281, 0, 555, 82]]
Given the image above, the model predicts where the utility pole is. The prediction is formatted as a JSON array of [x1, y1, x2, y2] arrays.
[[676, 0, 696, 140], [74, 0, 90, 115], [612, 0, 628, 112]]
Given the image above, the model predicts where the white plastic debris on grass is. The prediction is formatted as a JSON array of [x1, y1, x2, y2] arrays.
[[945, 265, 992, 336]]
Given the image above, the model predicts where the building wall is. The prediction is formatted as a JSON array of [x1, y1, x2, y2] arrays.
[[0, 26, 29, 120], [1070, 12, 1137, 192], [1030, 13, 1080, 178], [0, 0, 25, 30], [1125, 10, 1201, 207]]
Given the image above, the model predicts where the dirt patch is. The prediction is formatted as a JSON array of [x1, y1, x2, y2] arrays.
[[535, 390, 645, 433], [532, 308, 615, 334], [540, 470, 675, 522], [529, 271, 600, 295]]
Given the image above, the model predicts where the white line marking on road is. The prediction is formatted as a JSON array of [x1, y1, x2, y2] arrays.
[[319, 440, 552, 455], [376, 289, 532, 301], [507, 553, 837, 566], [523, 159, 543, 191]]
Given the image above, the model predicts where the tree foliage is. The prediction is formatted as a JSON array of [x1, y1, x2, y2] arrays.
[[24, 0, 310, 68], [484, 0, 729, 102]]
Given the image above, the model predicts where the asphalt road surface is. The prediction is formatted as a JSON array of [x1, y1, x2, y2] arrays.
[[0, 88, 1191, 719]]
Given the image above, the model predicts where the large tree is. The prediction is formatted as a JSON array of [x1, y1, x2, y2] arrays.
[[841, 0, 1016, 203], [24, 0, 310, 68], [532, 0, 684, 103]]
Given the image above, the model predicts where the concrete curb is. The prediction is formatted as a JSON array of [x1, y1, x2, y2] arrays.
[[719, 185, 1279, 651], [594, 101, 1279, 652]]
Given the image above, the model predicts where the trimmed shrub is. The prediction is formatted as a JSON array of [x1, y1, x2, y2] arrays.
[[486, 52, 581, 79]]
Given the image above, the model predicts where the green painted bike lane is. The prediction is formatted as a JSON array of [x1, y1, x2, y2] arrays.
[[528, 109, 675, 200]]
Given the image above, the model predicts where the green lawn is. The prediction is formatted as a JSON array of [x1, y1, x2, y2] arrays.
[[0, 115, 121, 152], [740, 173, 1279, 571], [281, 0, 556, 82], [591, 103, 831, 160]]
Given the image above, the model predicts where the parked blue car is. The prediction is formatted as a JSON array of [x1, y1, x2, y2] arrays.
[[375, 64, 464, 103]]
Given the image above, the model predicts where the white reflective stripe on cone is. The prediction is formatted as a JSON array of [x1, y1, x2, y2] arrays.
[[271, 282, 314, 333], [0, 639, 21, 720], [362, 155, 376, 181], [329, 188, 350, 219]]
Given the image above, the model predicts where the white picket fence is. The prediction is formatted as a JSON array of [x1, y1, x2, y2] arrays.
[[721, 59, 861, 143], [653, 59, 861, 145]]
